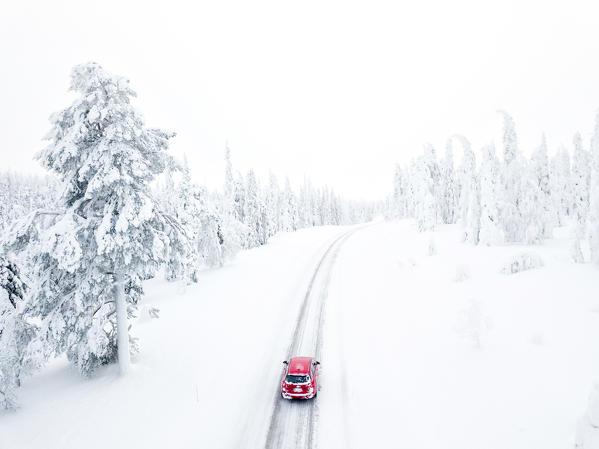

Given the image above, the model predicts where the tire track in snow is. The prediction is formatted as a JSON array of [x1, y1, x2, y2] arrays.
[[263, 226, 364, 449]]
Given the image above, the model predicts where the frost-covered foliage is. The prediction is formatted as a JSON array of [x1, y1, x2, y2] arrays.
[[0, 257, 40, 410], [571, 133, 592, 262], [153, 144, 377, 282], [412, 145, 439, 232], [500, 252, 544, 274], [0, 62, 377, 397], [388, 111, 599, 263], [149, 142, 378, 286], [479, 144, 503, 246], [589, 113, 599, 264], [456, 137, 480, 244], [0, 172, 58, 232], [161, 157, 240, 282], [3, 62, 186, 376]]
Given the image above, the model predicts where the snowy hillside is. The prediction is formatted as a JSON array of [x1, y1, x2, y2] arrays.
[[2, 220, 597, 449]]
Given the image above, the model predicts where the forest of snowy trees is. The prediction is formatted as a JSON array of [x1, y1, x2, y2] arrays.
[[0, 62, 375, 409], [387, 110, 599, 264]]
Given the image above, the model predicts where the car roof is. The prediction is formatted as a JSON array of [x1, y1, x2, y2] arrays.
[[288, 357, 313, 375]]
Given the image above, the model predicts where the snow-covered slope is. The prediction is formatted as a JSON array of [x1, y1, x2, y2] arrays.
[[320, 221, 599, 449], [1, 221, 598, 449]]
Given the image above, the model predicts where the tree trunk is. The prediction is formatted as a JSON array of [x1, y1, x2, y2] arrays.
[[114, 272, 130, 374]]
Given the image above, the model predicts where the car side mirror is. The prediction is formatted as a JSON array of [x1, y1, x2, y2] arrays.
[[283, 361, 288, 365], [313, 361, 320, 365]]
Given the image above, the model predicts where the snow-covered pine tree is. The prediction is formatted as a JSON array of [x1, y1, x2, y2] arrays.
[[466, 172, 482, 245], [479, 144, 503, 245], [455, 137, 480, 244], [589, 113, 599, 264], [440, 140, 458, 224], [218, 146, 245, 257], [550, 146, 572, 226], [173, 156, 202, 282], [298, 178, 313, 229], [392, 164, 409, 219], [243, 170, 263, 248], [528, 135, 554, 241], [0, 257, 40, 409], [571, 133, 591, 262], [224, 142, 234, 205], [6, 62, 186, 375], [194, 187, 226, 269], [280, 178, 299, 232], [232, 172, 246, 225], [265, 173, 281, 237], [499, 111, 525, 242], [161, 157, 186, 281], [413, 145, 438, 233]]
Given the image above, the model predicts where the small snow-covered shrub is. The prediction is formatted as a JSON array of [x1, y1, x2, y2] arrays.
[[500, 252, 544, 275], [454, 264, 470, 282], [148, 307, 160, 319], [457, 298, 485, 349], [427, 236, 437, 256]]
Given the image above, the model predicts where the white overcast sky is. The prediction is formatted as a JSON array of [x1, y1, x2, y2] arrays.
[[2, 0, 599, 200]]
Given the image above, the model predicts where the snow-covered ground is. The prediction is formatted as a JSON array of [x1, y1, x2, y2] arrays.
[[2, 220, 598, 449], [320, 221, 599, 449]]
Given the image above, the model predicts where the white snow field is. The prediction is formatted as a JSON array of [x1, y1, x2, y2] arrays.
[[1, 220, 599, 449]]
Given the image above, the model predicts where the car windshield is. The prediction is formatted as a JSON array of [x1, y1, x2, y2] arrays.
[[285, 374, 310, 384]]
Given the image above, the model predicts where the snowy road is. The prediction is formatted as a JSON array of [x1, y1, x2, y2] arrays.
[[263, 227, 363, 449]]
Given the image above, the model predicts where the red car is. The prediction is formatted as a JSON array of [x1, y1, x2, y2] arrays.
[[281, 356, 320, 399]]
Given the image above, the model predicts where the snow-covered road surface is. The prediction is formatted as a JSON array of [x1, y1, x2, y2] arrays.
[[263, 227, 363, 449]]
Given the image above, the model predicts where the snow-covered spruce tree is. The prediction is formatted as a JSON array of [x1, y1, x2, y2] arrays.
[[265, 173, 281, 237], [0, 257, 40, 409], [195, 188, 226, 269], [392, 164, 409, 219], [10, 62, 185, 375], [479, 144, 504, 245], [298, 178, 313, 228], [455, 138, 481, 244], [589, 113, 599, 264], [171, 157, 201, 282], [499, 111, 525, 243], [413, 145, 438, 242], [571, 133, 591, 262], [218, 146, 245, 257], [160, 158, 187, 282], [243, 170, 264, 248], [440, 140, 458, 224], [549, 147, 572, 227], [232, 173, 247, 226], [224, 143, 234, 206], [172, 156, 240, 281], [527, 135, 554, 241], [281, 178, 299, 232], [521, 164, 544, 245]]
